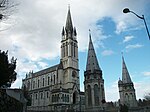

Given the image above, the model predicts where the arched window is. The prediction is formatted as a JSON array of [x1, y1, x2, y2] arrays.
[[87, 85, 92, 106], [52, 95, 54, 102], [94, 84, 99, 105], [63, 43, 65, 57], [48, 77, 50, 85], [66, 42, 68, 56], [51, 75, 52, 82], [54, 94, 56, 102], [43, 78, 44, 86], [57, 94, 59, 102], [47, 91, 49, 98], [63, 70, 68, 83], [74, 43, 76, 57], [27, 81, 30, 90], [62, 94, 65, 102], [41, 93, 43, 99], [54, 75, 55, 84], [38, 79, 39, 88], [65, 94, 67, 102], [125, 93, 129, 101], [35, 94, 37, 99], [71, 42, 73, 57], [67, 95, 69, 102], [33, 81, 35, 89]]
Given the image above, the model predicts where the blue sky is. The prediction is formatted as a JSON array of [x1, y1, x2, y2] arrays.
[[0, 0, 150, 101]]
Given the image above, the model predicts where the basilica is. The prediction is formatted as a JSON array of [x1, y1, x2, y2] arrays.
[[22, 8, 141, 112]]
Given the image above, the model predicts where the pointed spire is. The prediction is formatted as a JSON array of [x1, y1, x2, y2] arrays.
[[122, 54, 132, 83], [74, 27, 77, 36], [62, 26, 65, 36], [65, 6, 73, 34], [86, 30, 101, 72], [89, 29, 91, 39]]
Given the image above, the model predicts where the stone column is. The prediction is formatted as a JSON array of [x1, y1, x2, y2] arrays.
[[68, 42, 71, 56], [91, 86, 95, 106]]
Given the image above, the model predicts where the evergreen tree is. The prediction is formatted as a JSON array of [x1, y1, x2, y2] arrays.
[[0, 50, 17, 87]]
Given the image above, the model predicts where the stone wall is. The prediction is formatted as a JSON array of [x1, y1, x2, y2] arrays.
[[0, 89, 23, 112]]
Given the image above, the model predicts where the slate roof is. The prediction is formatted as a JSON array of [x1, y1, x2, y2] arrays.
[[122, 56, 132, 83], [86, 33, 101, 72], [32, 64, 59, 77]]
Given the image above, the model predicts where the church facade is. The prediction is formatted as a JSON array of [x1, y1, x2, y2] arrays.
[[22, 8, 144, 112], [22, 8, 81, 112]]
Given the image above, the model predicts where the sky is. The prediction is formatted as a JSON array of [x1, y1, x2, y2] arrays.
[[0, 0, 150, 101]]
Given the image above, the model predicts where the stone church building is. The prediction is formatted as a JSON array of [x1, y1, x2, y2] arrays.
[[23, 8, 81, 112], [22, 8, 143, 112], [118, 56, 138, 111], [84, 33, 105, 111], [118, 56, 138, 108]]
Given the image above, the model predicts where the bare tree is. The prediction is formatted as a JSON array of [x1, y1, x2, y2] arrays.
[[0, 0, 19, 31], [144, 93, 150, 101]]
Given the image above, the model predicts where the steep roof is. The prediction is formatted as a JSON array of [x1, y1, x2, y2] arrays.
[[86, 32, 101, 72], [122, 56, 132, 83], [65, 7, 73, 34], [32, 65, 58, 77]]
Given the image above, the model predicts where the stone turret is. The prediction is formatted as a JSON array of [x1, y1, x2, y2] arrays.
[[84, 31, 105, 112], [118, 55, 137, 107]]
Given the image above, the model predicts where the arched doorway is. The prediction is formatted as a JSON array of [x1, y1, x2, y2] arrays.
[[73, 91, 77, 104]]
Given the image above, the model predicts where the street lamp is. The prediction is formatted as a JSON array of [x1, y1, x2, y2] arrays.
[[123, 8, 150, 40]]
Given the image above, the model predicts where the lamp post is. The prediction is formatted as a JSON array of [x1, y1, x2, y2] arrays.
[[123, 8, 150, 40]]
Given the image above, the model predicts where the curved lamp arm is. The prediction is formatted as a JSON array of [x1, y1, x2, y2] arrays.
[[123, 8, 150, 40]]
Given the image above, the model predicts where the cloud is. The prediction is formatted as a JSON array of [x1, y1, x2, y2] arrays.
[[123, 35, 135, 43], [142, 72, 150, 76], [125, 44, 143, 50], [115, 21, 127, 34], [11, 59, 49, 88], [101, 50, 114, 56], [37, 62, 49, 69], [0, 0, 149, 89]]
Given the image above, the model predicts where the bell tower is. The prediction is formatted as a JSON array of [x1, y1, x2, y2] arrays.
[[84, 31, 105, 111], [118, 55, 137, 107], [60, 7, 79, 92]]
